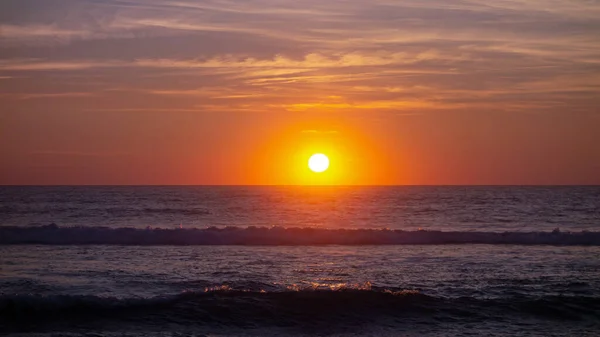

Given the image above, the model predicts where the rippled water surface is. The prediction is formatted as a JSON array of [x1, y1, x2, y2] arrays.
[[1, 186, 599, 230], [3, 245, 600, 299], [1, 186, 600, 336]]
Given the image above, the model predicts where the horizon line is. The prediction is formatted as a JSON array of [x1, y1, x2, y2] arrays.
[[1, 184, 599, 187]]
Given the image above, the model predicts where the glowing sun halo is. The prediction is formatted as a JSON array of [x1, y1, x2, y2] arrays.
[[308, 153, 330, 173]]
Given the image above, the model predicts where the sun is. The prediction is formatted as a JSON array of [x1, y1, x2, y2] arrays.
[[308, 153, 330, 173]]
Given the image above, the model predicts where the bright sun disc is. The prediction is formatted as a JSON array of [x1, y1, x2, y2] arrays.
[[308, 153, 330, 173]]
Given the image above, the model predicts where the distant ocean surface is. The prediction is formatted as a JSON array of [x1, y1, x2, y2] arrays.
[[2, 186, 600, 230], [1, 186, 600, 336]]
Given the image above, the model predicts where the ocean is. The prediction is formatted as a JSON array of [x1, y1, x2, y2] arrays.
[[1, 186, 599, 336]]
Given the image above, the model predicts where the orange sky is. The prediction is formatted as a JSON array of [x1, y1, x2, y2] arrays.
[[1, 0, 600, 185]]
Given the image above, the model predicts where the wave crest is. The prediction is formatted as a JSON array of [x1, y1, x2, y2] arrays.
[[2, 289, 600, 333], [1, 225, 599, 246]]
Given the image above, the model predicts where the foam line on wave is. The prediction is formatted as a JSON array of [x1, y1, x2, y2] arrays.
[[2, 290, 599, 330], [1, 225, 599, 245]]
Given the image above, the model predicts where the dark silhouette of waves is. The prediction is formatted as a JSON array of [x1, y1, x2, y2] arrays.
[[2, 289, 600, 333], [1, 225, 600, 245]]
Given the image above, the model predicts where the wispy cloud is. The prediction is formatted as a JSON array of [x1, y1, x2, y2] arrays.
[[1, 0, 599, 184], [0, 59, 124, 71], [0, 0, 599, 114], [0, 24, 87, 38]]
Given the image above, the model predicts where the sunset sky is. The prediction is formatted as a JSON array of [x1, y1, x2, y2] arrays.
[[1, 0, 599, 185]]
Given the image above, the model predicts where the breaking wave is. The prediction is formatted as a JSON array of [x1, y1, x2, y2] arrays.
[[2, 288, 600, 333], [1, 225, 599, 246]]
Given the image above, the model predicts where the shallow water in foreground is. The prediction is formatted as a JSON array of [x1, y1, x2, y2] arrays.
[[2, 244, 600, 336]]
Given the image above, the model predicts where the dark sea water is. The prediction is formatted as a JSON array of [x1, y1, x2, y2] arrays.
[[1, 186, 600, 336]]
